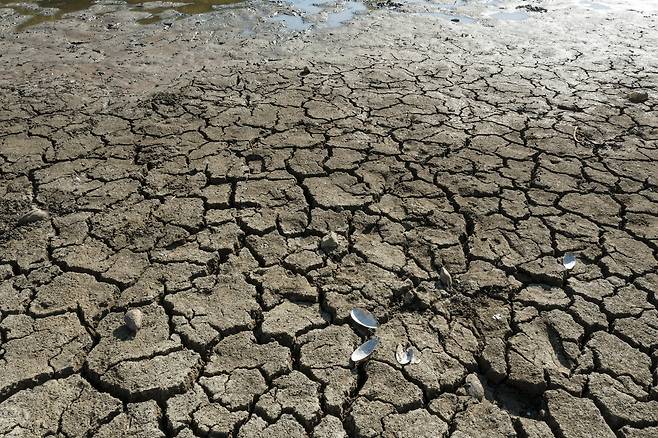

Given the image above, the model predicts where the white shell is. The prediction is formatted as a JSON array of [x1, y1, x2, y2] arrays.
[[396, 343, 420, 365], [351, 338, 379, 363], [18, 207, 49, 225], [562, 253, 577, 270], [439, 266, 452, 290], [124, 309, 143, 332], [350, 308, 379, 329], [396, 344, 411, 365]]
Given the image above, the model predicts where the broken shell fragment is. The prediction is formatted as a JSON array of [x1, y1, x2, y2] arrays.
[[464, 373, 484, 402], [439, 266, 452, 290], [124, 309, 143, 332], [351, 337, 379, 363], [395, 343, 420, 365], [350, 308, 379, 329], [562, 253, 577, 270], [18, 207, 49, 225]]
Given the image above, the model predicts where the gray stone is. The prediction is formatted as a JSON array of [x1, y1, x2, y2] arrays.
[[124, 308, 143, 332]]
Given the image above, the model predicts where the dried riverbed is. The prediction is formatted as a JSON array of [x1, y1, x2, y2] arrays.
[[1, 0, 657, 437]]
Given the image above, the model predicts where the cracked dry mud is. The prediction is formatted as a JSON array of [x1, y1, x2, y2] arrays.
[[1, 1, 657, 437]]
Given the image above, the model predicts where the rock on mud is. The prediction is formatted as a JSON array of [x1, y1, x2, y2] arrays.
[[320, 232, 341, 252], [628, 91, 649, 103], [18, 207, 49, 225], [124, 309, 143, 332], [465, 374, 484, 402]]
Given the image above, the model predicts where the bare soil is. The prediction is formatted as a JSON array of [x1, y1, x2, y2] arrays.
[[1, 1, 657, 436]]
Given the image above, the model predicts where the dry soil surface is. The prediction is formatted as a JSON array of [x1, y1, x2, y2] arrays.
[[0, 1, 657, 437]]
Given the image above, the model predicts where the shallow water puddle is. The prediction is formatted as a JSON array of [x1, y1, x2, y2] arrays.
[[326, 1, 366, 27], [4, 0, 656, 31], [1, 0, 242, 29], [129, 0, 243, 25], [270, 13, 312, 31], [2, 0, 367, 30], [1, 0, 94, 30], [266, 0, 367, 31]]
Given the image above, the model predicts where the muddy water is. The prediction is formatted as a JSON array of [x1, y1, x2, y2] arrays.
[[0, 0, 93, 29], [0, 0, 244, 29], [0, 0, 373, 30], [2, 0, 656, 31]]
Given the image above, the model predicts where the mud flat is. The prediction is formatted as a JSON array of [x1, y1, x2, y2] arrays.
[[1, 0, 657, 436]]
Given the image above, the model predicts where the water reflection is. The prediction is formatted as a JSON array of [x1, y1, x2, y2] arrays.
[[2, 0, 656, 31], [0, 0, 94, 29], [0, 0, 243, 29]]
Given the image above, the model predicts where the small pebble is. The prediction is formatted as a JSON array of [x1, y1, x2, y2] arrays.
[[320, 232, 340, 252], [124, 309, 143, 332], [300, 66, 311, 76], [18, 207, 49, 225], [628, 91, 648, 103], [464, 373, 484, 402]]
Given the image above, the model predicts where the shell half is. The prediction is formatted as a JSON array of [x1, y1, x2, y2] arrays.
[[396, 343, 420, 365], [351, 337, 380, 362], [563, 253, 577, 270], [350, 308, 379, 329]]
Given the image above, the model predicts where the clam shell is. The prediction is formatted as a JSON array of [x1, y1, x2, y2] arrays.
[[562, 253, 577, 270], [351, 337, 379, 363], [439, 266, 452, 290], [396, 344, 420, 365], [396, 344, 412, 365], [350, 308, 379, 329], [396, 344, 409, 365], [410, 350, 421, 364]]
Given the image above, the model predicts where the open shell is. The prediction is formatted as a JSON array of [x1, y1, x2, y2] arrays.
[[562, 253, 577, 270], [351, 337, 379, 363], [396, 344, 412, 365], [396, 343, 420, 365], [439, 266, 452, 290], [350, 308, 379, 329]]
